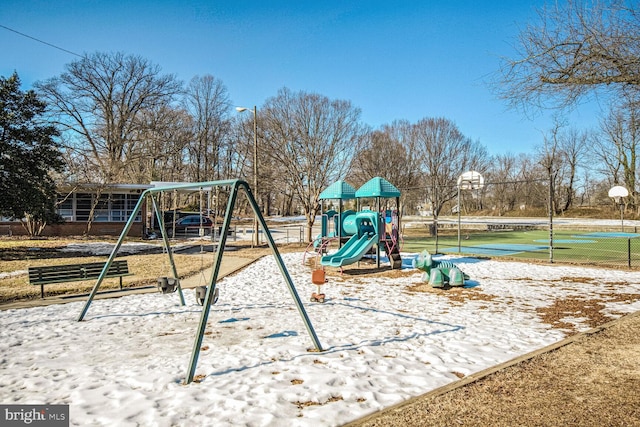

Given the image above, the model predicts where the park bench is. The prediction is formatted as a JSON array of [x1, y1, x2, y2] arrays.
[[28, 260, 131, 298]]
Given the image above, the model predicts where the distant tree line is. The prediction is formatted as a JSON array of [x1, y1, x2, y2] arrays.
[[3, 1, 640, 237]]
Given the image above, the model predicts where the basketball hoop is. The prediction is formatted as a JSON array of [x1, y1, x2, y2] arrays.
[[457, 171, 485, 253], [608, 185, 629, 232], [457, 171, 484, 190], [608, 185, 628, 204]]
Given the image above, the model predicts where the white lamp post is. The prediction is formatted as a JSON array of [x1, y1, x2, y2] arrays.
[[236, 105, 259, 247], [608, 185, 629, 232]]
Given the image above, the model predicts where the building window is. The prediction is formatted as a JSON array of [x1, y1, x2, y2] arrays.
[[57, 195, 73, 221], [57, 191, 143, 223], [93, 194, 110, 222], [126, 194, 142, 222], [75, 193, 92, 221], [111, 194, 126, 222]]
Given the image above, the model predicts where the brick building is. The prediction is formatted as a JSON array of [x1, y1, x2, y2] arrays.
[[1, 184, 151, 237]]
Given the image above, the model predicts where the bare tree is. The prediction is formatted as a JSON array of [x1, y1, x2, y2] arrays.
[[35, 51, 182, 184], [592, 130, 624, 185], [349, 120, 423, 211], [557, 127, 589, 211], [130, 105, 193, 182], [183, 75, 231, 182], [535, 120, 590, 215], [231, 113, 265, 215], [486, 152, 524, 214], [597, 98, 640, 207], [518, 153, 549, 211], [350, 121, 414, 185], [261, 88, 365, 241], [414, 117, 490, 219], [232, 107, 294, 217], [537, 122, 563, 216], [498, 0, 640, 111]]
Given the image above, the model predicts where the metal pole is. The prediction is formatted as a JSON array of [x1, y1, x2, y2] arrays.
[[457, 185, 461, 253], [620, 202, 624, 232], [185, 180, 323, 384], [253, 105, 259, 247], [549, 175, 554, 264], [186, 182, 240, 384]]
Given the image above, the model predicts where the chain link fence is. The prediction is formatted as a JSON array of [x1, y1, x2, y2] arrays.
[[403, 176, 640, 268], [402, 218, 640, 269]]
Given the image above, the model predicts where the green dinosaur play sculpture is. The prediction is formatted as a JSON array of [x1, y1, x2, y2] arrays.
[[412, 250, 469, 287]]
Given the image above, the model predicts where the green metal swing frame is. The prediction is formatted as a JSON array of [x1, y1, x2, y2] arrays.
[[76, 179, 323, 384]]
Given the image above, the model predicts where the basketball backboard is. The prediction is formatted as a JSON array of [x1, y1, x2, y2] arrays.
[[457, 171, 484, 190], [608, 185, 629, 203]]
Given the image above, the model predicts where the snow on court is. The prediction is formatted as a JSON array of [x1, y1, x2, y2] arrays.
[[2, 252, 640, 426]]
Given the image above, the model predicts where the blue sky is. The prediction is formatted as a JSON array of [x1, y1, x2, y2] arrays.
[[2, 1, 602, 154]]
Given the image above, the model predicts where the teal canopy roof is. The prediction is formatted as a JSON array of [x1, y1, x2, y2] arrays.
[[355, 177, 400, 198], [319, 180, 357, 200]]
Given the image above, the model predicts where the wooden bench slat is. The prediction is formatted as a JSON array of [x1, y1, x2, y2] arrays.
[[28, 260, 131, 297]]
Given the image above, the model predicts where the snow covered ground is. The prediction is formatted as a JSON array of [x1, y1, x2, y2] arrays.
[[2, 249, 640, 426]]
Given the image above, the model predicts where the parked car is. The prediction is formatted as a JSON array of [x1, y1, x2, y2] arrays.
[[167, 215, 213, 237]]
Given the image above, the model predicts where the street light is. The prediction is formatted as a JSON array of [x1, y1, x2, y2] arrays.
[[236, 105, 259, 247]]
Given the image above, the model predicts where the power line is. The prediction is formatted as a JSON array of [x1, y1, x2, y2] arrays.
[[0, 23, 84, 58], [400, 178, 549, 191]]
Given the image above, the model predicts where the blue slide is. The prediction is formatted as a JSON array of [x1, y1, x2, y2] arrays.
[[320, 232, 377, 268]]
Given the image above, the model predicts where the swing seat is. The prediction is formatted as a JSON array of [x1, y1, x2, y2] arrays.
[[195, 286, 219, 306], [157, 276, 179, 294]]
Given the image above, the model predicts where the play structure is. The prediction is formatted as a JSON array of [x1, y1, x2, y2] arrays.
[[313, 177, 403, 270], [76, 179, 323, 384], [413, 250, 469, 287]]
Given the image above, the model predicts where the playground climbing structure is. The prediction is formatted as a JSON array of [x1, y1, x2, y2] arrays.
[[315, 177, 403, 270]]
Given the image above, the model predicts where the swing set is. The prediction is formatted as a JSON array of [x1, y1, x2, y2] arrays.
[[76, 179, 323, 384]]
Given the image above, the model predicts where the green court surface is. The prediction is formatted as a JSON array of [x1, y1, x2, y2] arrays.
[[402, 229, 640, 267], [580, 232, 640, 238], [440, 243, 547, 256]]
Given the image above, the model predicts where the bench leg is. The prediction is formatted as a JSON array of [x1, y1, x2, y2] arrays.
[[119, 276, 123, 290], [40, 284, 44, 299]]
